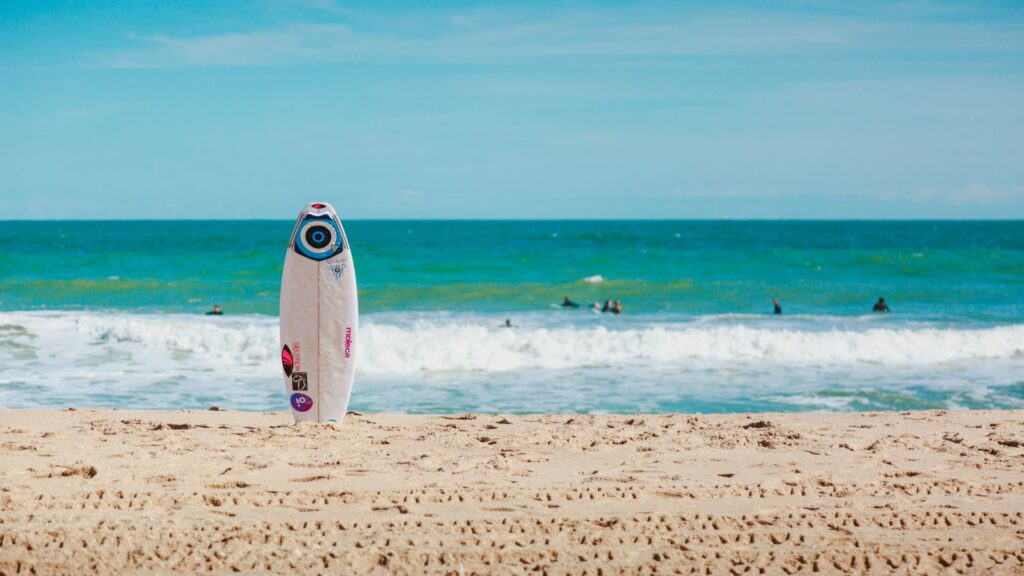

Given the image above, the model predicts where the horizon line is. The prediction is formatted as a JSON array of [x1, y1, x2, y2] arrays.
[[2, 217, 1024, 223]]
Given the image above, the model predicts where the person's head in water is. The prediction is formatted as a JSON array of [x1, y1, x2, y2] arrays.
[[873, 297, 890, 313], [773, 298, 782, 315], [206, 304, 223, 316], [613, 300, 622, 314], [561, 296, 579, 308], [602, 300, 612, 312], [504, 319, 512, 328]]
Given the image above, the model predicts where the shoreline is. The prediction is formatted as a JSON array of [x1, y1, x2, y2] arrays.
[[2, 409, 1023, 574]]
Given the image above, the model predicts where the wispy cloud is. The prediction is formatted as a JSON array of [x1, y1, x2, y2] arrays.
[[658, 183, 1024, 205], [915, 183, 1024, 205], [28, 102, 138, 128], [449, 14, 479, 29], [93, 24, 352, 68], [395, 189, 427, 199], [79, 4, 1024, 69], [281, 0, 353, 17], [665, 188, 782, 199]]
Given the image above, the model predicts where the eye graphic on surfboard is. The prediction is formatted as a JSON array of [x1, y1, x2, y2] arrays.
[[280, 201, 358, 423], [293, 214, 344, 261]]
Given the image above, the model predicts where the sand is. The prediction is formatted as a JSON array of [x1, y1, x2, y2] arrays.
[[1, 409, 1023, 575]]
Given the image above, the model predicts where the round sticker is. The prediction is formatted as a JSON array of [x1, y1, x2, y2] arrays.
[[290, 392, 313, 412]]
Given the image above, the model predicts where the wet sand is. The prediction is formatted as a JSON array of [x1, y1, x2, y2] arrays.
[[1, 409, 1023, 574]]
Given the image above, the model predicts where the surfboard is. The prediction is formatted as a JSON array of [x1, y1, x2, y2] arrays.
[[279, 202, 358, 423]]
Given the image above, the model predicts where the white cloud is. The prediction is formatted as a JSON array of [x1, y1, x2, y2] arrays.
[[449, 15, 478, 29], [94, 23, 352, 68], [279, 0, 353, 16], [916, 183, 1024, 205], [28, 102, 137, 127], [666, 188, 781, 199], [80, 5, 1024, 69], [396, 189, 426, 199]]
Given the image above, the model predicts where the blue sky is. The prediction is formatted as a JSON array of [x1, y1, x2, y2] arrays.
[[1, 1, 1022, 219]]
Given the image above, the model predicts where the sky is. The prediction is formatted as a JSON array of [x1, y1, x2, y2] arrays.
[[1, 0, 1023, 219]]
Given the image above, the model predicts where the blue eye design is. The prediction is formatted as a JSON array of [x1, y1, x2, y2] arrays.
[[294, 215, 344, 261]]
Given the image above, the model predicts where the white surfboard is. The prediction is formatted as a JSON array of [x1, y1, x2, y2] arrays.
[[279, 202, 358, 423]]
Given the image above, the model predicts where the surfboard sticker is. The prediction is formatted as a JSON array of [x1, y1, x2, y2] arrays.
[[281, 345, 294, 377], [290, 392, 314, 412], [279, 202, 358, 423]]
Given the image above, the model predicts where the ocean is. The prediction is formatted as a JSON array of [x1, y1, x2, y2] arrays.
[[1, 220, 1022, 413]]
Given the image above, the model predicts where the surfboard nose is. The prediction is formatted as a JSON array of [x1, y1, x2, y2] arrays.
[[306, 201, 335, 214]]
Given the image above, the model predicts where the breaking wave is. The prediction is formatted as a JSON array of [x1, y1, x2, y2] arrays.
[[1, 311, 1022, 376], [2, 311, 1023, 412], [361, 321, 1024, 373]]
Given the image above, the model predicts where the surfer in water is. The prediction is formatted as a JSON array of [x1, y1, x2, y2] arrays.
[[612, 300, 623, 315], [205, 304, 223, 316], [873, 297, 891, 313], [773, 298, 782, 315], [561, 296, 581, 308], [601, 300, 612, 313], [502, 319, 513, 328]]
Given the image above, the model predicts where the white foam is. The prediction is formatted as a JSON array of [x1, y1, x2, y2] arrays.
[[3, 311, 1022, 377], [360, 321, 1024, 373], [2, 311, 1023, 412], [581, 275, 604, 283], [77, 313, 277, 366]]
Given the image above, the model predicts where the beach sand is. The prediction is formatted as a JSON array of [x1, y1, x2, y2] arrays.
[[1, 409, 1023, 574]]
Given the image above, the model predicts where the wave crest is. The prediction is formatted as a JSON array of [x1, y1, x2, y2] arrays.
[[361, 321, 1024, 373], [3, 312, 1020, 376]]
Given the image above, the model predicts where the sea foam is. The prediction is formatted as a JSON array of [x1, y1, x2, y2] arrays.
[[2, 311, 1023, 411], [2, 311, 1022, 373]]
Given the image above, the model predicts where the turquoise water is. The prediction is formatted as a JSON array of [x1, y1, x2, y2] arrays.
[[1, 220, 1022, 413]]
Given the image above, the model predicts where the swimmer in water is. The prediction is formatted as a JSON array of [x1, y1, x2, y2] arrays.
[[612, 300, 622, 315], [773, 298, 782, 315], [205, 304, 223, 316], [601, 300, 612, 313], [562, 296, 581, 308], [872, 297, 891, 313], [502, 319, 513, 328]]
